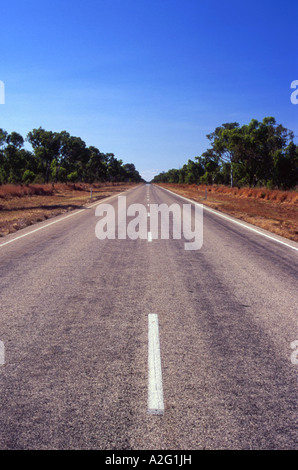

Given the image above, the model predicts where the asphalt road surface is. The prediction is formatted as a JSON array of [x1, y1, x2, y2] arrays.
[[0, 183, 297, 450]]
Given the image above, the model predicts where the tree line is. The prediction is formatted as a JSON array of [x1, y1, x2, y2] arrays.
[[153, 117, 298, 189], [0, 127, 143, 185]]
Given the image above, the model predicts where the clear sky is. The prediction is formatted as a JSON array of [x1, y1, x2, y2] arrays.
[[0, 0, 297, 181]]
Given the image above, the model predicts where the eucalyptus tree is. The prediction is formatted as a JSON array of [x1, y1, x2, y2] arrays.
[[27, 127, 61, 184], [206, 122, 240, 187]]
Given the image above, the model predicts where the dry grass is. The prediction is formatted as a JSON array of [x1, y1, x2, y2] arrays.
[[0, 182, 139, 237], [1, 182, 297, 242], [156, 183, 298, 242]]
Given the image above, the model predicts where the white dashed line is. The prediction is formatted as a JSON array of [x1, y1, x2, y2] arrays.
[[148, 314, 164, 415], [0, 341, 4, 365]]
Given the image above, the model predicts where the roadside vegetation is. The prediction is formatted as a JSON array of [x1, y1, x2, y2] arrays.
[[153, 117, 297, 190], [0, 127, 143, 185], [152, 116, 297, 242], [1, 117, 297, 241], [0, 126, 144, 237], [156, 183, 298, 242], [0, 181, 139, 237]]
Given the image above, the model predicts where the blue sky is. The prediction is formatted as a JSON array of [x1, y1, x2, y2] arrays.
[[0, 0, 297, 181]]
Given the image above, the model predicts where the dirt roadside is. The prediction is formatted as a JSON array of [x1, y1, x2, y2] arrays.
[[155, 183, 298, 242], [0, 182, 139, 237]]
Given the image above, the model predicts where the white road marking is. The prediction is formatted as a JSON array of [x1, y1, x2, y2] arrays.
[[148, 313, 164, 415], [158, 186, 298, 252], [0, 341, 4, 365], [148, 232, 152, 242], [0, 190, 128, 249]]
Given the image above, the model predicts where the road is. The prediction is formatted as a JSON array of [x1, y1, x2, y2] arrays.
[[0, 183, 297, 450]]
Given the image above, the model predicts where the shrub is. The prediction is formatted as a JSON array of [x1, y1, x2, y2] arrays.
[[22, 170, 36, 184], [67, 171, 78, 183]]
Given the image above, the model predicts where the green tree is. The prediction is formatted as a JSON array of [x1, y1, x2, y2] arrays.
[[273, 142, 298, 189], [4, 132, 29, 183], [206, 122, 240, 186], [122, 163, 142, 182], [106, 154, 125, 182], [184, 159, 204, 184], [232, 117, 295, 187], [22, 169, 36, 184], [27, 128, 61, 183], [198, 149, 220, 184], [166, 168, 180, 183], [85, 146, 107, 183]]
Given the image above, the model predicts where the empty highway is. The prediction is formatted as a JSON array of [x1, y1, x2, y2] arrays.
[[0, 183, 297, 450]]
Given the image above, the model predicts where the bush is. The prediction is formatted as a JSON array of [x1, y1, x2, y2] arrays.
[[266, 180, 275, 190], [0, 168, 7, 184], [58, 167, 67, 182], [67, 171, 78, 182], [22, 170, 36, 184]]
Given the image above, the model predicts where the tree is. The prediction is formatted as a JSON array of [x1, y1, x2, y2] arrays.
[[0, 128, 8, 149], [231, 118, 295, 187], [51, 131, 71, 183], [273, 142, 298, 189], [22, 169, 36, 184], [166, 168, 180, 184], [122, 163, 142, 182], [63, 135, 89, 182], [7, 131, 24, 149], [197, 150, 220, 184], [0, 126, 143, 185], [0, 129, 8, 183], [27, 128, 61, 183], [106, 154, 125, 182], [184, 159, 204, 184], [206, 122, 240, 186], [3, 132, 28, 183], [85, 146, 107, 183]]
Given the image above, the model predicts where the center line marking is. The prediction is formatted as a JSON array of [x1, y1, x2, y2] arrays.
[[148, 313, 164, 415], [148, 231, 152, 242]]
